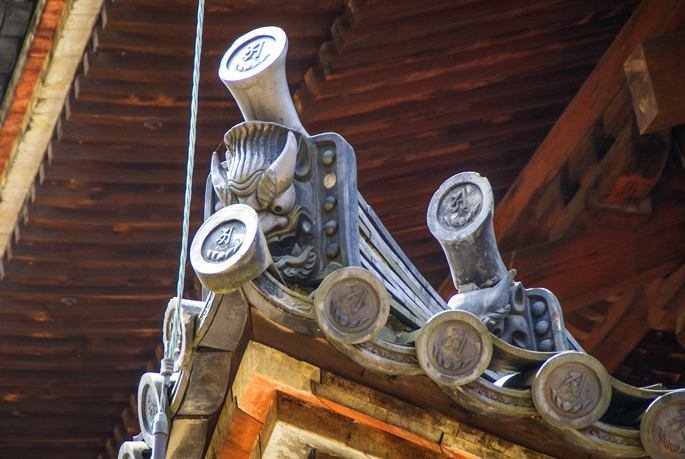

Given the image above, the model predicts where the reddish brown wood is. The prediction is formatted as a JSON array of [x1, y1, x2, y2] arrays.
[[677, 307, 685, 349], [1, 354, 154, 372], [22, 202, 189, 228], [64, 93, 235, 124], [102, 1, 336, 38], [110, 0, 342, 11], [83, 49, 309, 85], [56, 117, 227, 148], [305, 36, 611, 99], [40, 162, 197, 186], [333, 0, 633, 53], [73, 74, 228, 105], [298, 64, 594, 124], [6, 241, 181, 269], [31, 181, 204, 210], [0, 257, 176, 288], [592, 126, 671, 205], [93, 27, 322, 59], [323, 10, 632, 72]]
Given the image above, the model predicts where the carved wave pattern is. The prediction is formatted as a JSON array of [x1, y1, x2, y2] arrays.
[[465, 384, 534, 408], [359, 342, 417, 365], [252, 274, 314, 315], [581, 427, 642, 448], [275, 245, 317, 282], [254, 276, 284, 299]]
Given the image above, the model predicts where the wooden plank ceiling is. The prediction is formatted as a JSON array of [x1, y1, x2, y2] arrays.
[[2, 0, 685, 458]]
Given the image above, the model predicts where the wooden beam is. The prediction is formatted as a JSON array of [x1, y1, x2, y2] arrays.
[[0, 316, 161, 338], [73, 74, 226, 105], [493, 0, 685, 250], [1, 353, 153, 372], [56, 117, 226, 149], [0, 298, 166, 321], [31, 182, 204, 211], [6, 240, 180, 269], [306, 87, 575, 147], [64, 93, 235, 124], [625, 31, 685, 134], [0, 334, 160, 357], [83, 49, 309, 85], [0, 281, 170, 301], [105, 0, 341, 12], [304, 34, 609, 100]]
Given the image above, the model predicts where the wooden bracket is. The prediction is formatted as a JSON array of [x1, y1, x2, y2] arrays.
[[625, 30, 685, 134]]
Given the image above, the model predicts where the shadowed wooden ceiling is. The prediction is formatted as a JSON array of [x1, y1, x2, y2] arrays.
[[1, 0, 684, 458]]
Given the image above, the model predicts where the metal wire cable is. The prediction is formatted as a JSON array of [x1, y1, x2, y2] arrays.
[[167, 0, 205, 364]]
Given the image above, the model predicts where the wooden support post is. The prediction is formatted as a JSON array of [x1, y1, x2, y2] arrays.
[[625, 31, 685, 134]]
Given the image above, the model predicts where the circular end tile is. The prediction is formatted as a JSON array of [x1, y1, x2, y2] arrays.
[[533, 351, 612, 429], [641, 389, 685, 459], [417, 310, 492, 386], [190, 204, 270, 293], [314, 267, 389, 344]]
